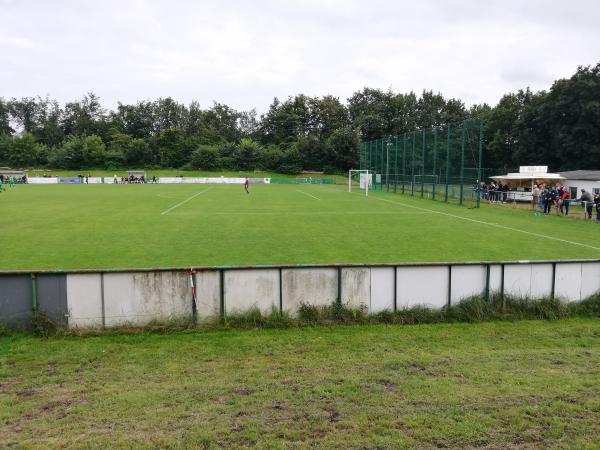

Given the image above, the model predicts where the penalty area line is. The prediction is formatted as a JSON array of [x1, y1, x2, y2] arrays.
[[296, 189, 321, 201], [160, 187, 213, 215], [372, 195, 600, 252]]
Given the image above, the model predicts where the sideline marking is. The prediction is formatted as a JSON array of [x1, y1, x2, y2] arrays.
[[372, 195, 600, 251], [161, 187, 213, 215], [296, 189, 321, 201]]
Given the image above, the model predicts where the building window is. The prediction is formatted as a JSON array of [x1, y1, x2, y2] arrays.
[[570, 187, 578, 199]]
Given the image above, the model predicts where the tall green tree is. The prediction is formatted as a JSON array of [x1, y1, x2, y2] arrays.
[[0, 98, 13, 135], [9, 133, 47, 166]]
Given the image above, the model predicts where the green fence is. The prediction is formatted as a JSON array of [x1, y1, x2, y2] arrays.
[[359, 119, 484, 207]]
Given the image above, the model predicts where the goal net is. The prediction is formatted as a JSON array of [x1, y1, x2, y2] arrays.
[[349, 170, 372, 196]]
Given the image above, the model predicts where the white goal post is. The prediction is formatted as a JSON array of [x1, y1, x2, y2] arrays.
[[348, 169, 372, 196]]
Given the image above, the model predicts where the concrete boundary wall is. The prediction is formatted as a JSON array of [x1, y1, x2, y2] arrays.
[[1, 260, 599, 329]]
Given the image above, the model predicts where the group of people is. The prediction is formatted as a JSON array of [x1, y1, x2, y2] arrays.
[[532, 183, 600, 220], [112, 174, 157, 184], [479, 182, 510, 202], [0, 174, 27, 186], [0, 175, 24, 192]]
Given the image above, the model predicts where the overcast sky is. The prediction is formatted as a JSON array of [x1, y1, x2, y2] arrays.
[[2, 0, 600, 114]]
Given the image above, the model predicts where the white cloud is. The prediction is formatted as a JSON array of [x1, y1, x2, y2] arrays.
[[1, 0, 599, 112]]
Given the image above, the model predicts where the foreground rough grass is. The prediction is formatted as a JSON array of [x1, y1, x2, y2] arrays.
[[1, 319, 599, 448]]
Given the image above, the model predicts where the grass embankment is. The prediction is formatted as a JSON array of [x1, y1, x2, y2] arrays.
[[1, 318, 599, 448]]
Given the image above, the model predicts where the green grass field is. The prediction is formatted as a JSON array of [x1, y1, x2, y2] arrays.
[[1, 182, 599, 270], [1, 320, 599, 448]]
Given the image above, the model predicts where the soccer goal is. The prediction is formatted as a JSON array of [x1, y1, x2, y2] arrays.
[[349, 169, 372, 196]]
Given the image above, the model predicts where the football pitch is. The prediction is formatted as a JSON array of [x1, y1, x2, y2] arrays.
[[1, 183, 599, 270]]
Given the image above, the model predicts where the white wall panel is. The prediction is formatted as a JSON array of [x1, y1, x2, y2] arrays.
[[103, 272, 191, 327], [341, 268, 370, 310], [451, 265, 486, 304], [224, 269, 279, 314], [397, 266, 448, 308], [66, 274, 103, 328], [504, 265, 533, 298], [370, 268, 395, 313], [282, 268, 338, 316], [530, 264, 554, 298], [555, 263, 583, 302], [489, 265, 503, 294], [195, 271, 221, 320], [581, 262, 600, 299]]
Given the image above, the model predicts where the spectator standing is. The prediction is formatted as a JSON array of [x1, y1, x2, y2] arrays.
[[540, 186, 547, 212], [531, 184, 540, 209], [559, 189, 571, 215], [577, 189, 593, 219], [544, 187, 556, 215]]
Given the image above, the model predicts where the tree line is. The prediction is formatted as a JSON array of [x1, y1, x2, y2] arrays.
[[0, 62, 598, 174]]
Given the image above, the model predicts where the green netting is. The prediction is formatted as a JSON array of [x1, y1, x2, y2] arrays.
[[360, 119, 484, 207]]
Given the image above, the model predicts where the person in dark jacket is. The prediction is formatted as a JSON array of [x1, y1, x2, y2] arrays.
[[577, 189, 594, 219], [544, 187, 556, 215]]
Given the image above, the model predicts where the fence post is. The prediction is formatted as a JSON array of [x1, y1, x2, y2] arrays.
[[402, 134, 407, 194], [551, 263, 556, 300], [432, 128, 438, 200], [219, 269, 225, 318], [369, 141, 372, 175], [100, 272, 106, 329], [394, 136, 398, 193], [279, 268, 283, 313], [386, 137, 390, 192], [393, 266, 397, 312], [380, 139, 384, 191], [477, 119, 484, 208], [447, 265, 452, 307], [337, 267, 342, 304], [445, 124, 451, 202], [411, 131, 416, 196], [191, 270, 198, 320], [459, 122, 466, 205], [31, 273, 38, 312], [500, 264, 505, 310], [485, 264, 490, 303], [421, 129, 426, 198]]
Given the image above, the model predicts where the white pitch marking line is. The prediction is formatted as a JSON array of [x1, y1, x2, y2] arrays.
[[296, 189, 321, 201], [207, 211, 432, 216], [372, 195, 600, 251], [160, 187, 213, 215]]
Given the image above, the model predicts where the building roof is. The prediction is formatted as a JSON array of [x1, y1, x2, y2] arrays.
[[491, 174, 564, 181], [558, 170, 600, 181]]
